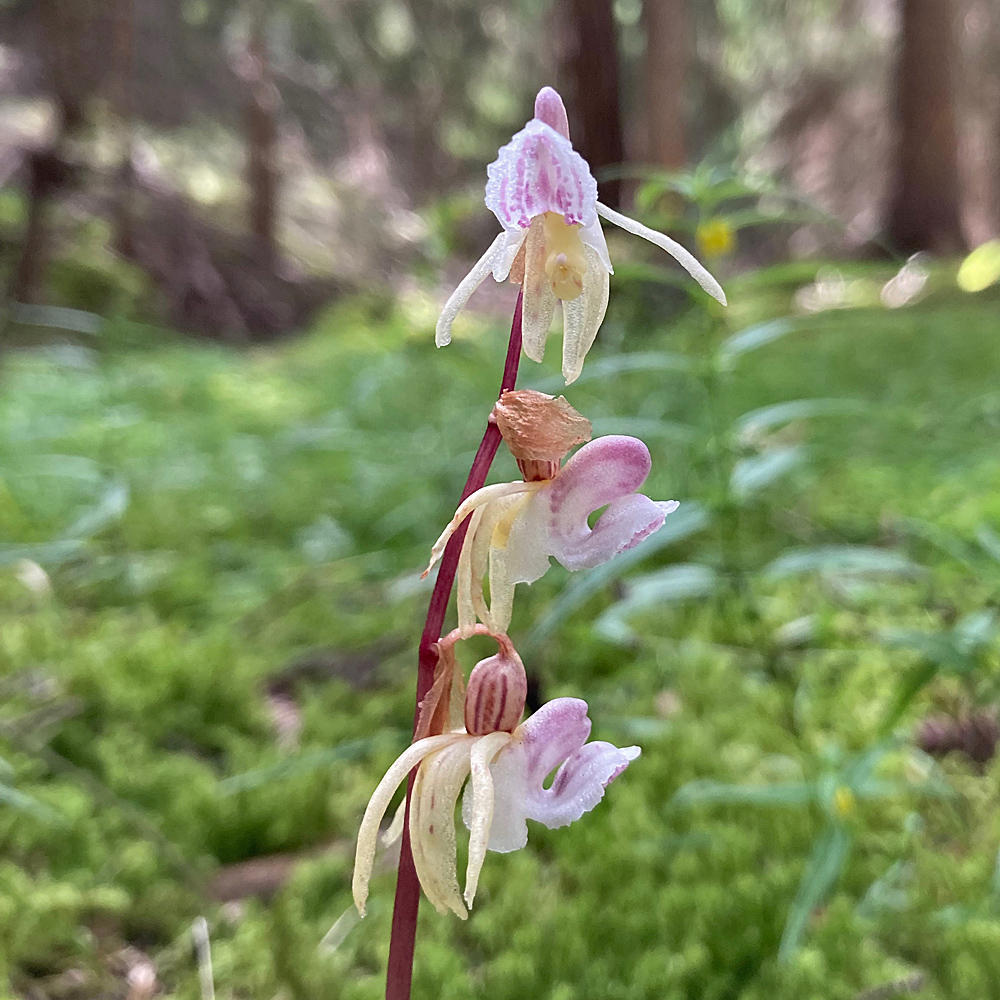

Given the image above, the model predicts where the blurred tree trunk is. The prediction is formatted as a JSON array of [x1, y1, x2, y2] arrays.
[[887, 0, 965, 253], [245, 4, 280, 267], [557, 0, 624, 207], [643, 0, 688, 170], [113, 0, 135, 257], [9, 0, 87, 305]]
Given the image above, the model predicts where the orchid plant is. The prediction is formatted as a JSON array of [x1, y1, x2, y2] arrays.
[[351, 87, 724, 1000]]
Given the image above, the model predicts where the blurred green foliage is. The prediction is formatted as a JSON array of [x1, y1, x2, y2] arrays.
[[2, 263, 1000, 998]]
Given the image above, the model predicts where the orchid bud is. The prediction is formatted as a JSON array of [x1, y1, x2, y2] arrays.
[[493, 389, 592, 482], [464, 633, 527, 735]]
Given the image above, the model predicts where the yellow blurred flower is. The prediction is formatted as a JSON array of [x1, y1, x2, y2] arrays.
[[696, 217, 736, 259], [832, 785, 856, 819], [957, 240, 1000, 293]]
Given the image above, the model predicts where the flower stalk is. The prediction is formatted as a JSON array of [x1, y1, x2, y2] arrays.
[[384, 292, 523, 1000]]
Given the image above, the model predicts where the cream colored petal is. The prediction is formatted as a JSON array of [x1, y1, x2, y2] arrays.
[[353, 733, 463, 916], [423, 481, 542, 580], [503, 490, 554, 585], [448, 654, 467, 732], [469, 496, 513, 629], [561, 245, 611, 385], [435, 233, 508, 347], [409, 739, 475, 918], [381, 798, 406, 847], [521, 218, 557, 364], [486, 493, 532, 633], [596, 202, 727, 306], [464, 731, 513, 908], [456, 506, 486, 639]]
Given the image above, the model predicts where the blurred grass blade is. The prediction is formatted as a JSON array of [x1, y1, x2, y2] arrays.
[[320, 903, 363, 955], [532, 351, 692, 391], [953, 610, 998, 652], [0, 539, 85, 568], [61, 481, 130, 540], [672, 780, 814, 808], [524, 504, 710, 650], [730, 446, 807, 499], [595, 563, 717, 643], [9, 303, 103, 335], [778, 823, 852, 962], [219, 738, 390, 795], [718, 319, 797, 363], [763, 546, 919, 581], [0, 781, 61, 822], [975, 524, 1000, 566], [591, 417, 696, 442], [879, 661, 939, 736], [733, 399, 863, 439]]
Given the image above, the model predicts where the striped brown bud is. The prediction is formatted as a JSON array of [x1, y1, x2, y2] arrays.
[[464, 633, 527, 735]]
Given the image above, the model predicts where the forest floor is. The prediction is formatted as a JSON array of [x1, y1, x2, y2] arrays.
[[2, 262, 1000, 999]]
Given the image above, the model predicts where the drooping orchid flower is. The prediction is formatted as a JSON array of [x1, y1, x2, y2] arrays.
[[435, 86, 726, 384], [422, 390, 678, 637], [352, 629, 639, 919]]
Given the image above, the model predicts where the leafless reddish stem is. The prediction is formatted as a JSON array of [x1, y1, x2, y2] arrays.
[[384, 291, 523, 1000]]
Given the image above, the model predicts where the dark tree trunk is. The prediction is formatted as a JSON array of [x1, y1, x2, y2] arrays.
[[245, 7, 280, 267], [643, 0, 689, 170], [887, 0, 965, 253], [557, 0, 625, 207], [8, 0, 86, 305], [113, 0, 135, 257]]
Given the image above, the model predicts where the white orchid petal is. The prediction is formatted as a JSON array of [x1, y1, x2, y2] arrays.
[[521, 218, 557, 363], [561, 245, 610, 385], [502, 491, 553, 585], [596, 202, 727, 305], [352, 733, 463, 916], [492, 230, 528, 282], [410, 740, 475, 918], [435, 232, 507, 348], [579, 216, 613, 273], [464, 731, 513, 908]]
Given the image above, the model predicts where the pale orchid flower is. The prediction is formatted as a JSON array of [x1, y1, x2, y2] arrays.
[[352, 629, 639, 918], [435, 86, 727, 384], [422, 391, 678, 638]]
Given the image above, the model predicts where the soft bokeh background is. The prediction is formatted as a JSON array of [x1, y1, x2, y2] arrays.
[[2, 1, 1000, 998]]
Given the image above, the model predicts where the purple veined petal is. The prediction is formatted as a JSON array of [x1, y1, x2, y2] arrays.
[[524, 740, 640, 830], [521, 217, 557, 362], [435, 232, 508, 347], [561, 244, 611, 385], [596, 202, 727, 306], [545, 436, 675, 571], [486, 120, 598, 232], [516, 697, 592, 787], [533, 86, 570, 140]]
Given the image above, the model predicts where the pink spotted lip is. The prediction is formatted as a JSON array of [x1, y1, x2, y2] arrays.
[[485, 119, 598, 231]]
